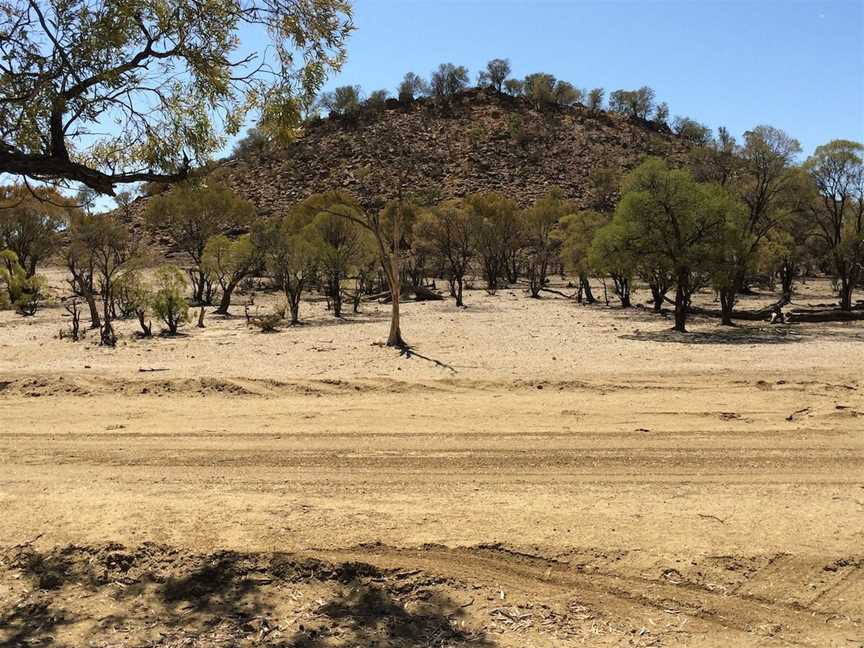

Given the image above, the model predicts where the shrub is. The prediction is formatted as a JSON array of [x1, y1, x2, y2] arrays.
[[114, 270, 153, 336], [247, 306, 285, 332], [151, 265, 189, 335], [1, 249, 45, 315]]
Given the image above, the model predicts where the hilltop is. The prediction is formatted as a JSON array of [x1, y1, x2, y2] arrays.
[[128, 87, 692, 231]]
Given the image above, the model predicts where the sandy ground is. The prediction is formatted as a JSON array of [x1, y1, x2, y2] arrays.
[[1, 271, 863, 647]]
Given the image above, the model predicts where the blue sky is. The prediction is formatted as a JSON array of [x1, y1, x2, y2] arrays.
[[313, 0, 864, 158]]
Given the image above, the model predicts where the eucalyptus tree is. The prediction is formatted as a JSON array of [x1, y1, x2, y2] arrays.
[[560, 210, 608, 304], [464, 192, 521, 293], [304, 208, 372, 317], [587, 88, 605, 111], [252, 211, 317, 325], [145, 180, 255, 304], [804, 139, 864, 310], [414, 200, 476, 307], [714, 126, 801, 323], [0, 185, 68, 277], [477, 59, 511, 92], [1, 0, 353, 194], [430, 63, 469, 103], [523, 190, 570, 298], [397, 72, 428, 103], [609, 87, 656, 120], [596, 158, 732, 332], [202, 235, 260, 315]]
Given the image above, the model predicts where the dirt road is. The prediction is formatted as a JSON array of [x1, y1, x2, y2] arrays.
[[1, 283, 863, 645], [1, 371, 863, 646]]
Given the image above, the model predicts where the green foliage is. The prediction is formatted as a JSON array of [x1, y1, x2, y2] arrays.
[[305, 209, 373, 316], [520, 73, 582, 109], [364, 89, 390, 114], [672, 116, 712, 144], [608, 87, 656, 119], [503, 79, 524, 96], [523, 189, 571, 297], [145, 180, 255, 303], [1, 0, 353, 193], [0, 185, 68, 277], [430, 63, 469, 101], [1, 249, 45, 315], [145, 181, 255, 262], [561, 210, 609, 277], [151, 265, 189, 335], [251, 208, 319, 324], [320, 85, 363, 116], [587, 167, 621, 212], [397, 72, 428, 102], [654, 102, 669, 125], [477, 59, 512, 92], [231, 128, 271, 159], [114, 270, 150, 318], [202, 234, 259, 313], [414, 201, 476, 306], [689, 127, 738, 186], [804, 139, 864, 309], [587, 221, 635, 306], [464, 193, 522, 292], [587, 88, 605, 110], [596, 158, 731, 330]]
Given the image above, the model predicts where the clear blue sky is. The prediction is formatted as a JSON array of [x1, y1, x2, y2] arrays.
[[316, 0, 864, 158]]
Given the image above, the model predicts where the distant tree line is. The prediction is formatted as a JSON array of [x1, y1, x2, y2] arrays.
[[232, 57, 715, 158]]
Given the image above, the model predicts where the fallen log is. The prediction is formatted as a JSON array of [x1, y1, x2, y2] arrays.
[[787, 309, 864, 323], [669, 295, 790, 321], [539, 287, 578, 299], [413, 285, 446, 301], [375, 285, 445, 303]]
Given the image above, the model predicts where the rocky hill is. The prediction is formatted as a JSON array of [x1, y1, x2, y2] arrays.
[[219, 87, 690, 213], [122, 87, 694, 249]]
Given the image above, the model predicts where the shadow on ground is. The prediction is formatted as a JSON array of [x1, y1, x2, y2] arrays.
[[621, 326, 807, 345], [288, 584, 493, 647], [0, 543, 495, 648]]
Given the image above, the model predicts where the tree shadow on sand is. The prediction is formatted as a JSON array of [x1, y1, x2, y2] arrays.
[[288, 583, 494, 648], [0, 544, 496, 648], [620, 326, 807, 345]]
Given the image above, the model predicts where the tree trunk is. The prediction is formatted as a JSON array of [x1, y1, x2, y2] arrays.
[[286, 288, 301, 325], [779, 259, 795, 302], [649, 284, 664, 313], [215, 281, 237, 315], [612, 275, 631, 308], [85, 292, 100, 329], [137, 311, 152, 337], [673, 272, 689, 332], [332, 282, 342, 318], [455, 277, 464, 307], [580, 274, 595, 304], [386, 258, 405, 347], [840, 277, 854, 311], [719, 286, 736, 326], [189, 269, 204, 304]]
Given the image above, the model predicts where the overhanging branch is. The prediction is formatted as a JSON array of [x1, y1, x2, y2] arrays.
[[0, 146, 190, 195]]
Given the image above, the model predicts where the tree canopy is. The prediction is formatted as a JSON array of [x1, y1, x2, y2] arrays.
[[1, 0, 353, 194]]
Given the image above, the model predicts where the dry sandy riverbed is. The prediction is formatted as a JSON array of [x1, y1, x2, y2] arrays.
[[1, 274, 863, 647]]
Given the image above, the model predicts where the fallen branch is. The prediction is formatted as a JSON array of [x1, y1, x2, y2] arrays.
[[539, 287, 578, 299]]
